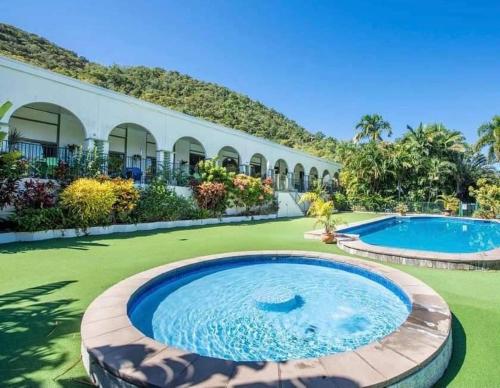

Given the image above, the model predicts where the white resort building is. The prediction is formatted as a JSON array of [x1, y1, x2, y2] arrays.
[[0, 56, 339, 200]]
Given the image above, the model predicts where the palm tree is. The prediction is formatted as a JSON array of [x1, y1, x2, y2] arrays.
[[452, 150, 495, 200], [405, 123, 465, 156], [427, 158, 456, 201], [353, 114, 392, 143], [475, 115, 500, 163]]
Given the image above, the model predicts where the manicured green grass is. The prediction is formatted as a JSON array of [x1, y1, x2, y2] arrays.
[[0, 213, 498, 387]]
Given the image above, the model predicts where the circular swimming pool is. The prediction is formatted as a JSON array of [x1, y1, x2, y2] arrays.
[[81, 251, 452, 387], [129, 255, 411, 361]]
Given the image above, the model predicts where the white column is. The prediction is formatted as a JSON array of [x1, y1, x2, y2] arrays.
[[83, 138, 95, 151], [156, 149, 166, 179], [100, 140, 109, 155], [99, 140, 109, 175], [156, 149, 166, 165], [241, 162, 250, 175], [0, 121, 8, 151], [167, 150, 176, 184], [287, 172, 293, 191]]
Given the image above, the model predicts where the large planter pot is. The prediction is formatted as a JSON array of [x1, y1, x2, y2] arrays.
[[321, 232, 336, 244], [443, 209, 453, 216]]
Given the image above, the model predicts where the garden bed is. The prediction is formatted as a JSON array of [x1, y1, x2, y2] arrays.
[[0, 213, 277, 244]]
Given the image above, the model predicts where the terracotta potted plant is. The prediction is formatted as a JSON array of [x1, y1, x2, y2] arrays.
[[437, 195, 460, 216], [314, 200, 343, 244], [395, 202, 409, 216]]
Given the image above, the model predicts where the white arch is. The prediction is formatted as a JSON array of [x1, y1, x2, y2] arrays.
[[173, 136, 206, 167], [218, 145, 241, 172], [249, 153, 267, 177], [7, 101, 88, 141]]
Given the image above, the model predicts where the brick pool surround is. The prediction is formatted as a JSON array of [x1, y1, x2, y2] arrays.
[[334, 215, 500, 270], [81, 251, 452, 387]]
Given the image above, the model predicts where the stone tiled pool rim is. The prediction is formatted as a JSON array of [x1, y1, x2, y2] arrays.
[[334, 215, 500, 270], [81, 251, 452, 387]]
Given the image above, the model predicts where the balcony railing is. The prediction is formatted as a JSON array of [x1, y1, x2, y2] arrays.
[[1, 140, 331, 191], [108, 154, 157, 184]]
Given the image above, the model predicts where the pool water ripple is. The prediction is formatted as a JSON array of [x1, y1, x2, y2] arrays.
[[130, 258, 410, 361]]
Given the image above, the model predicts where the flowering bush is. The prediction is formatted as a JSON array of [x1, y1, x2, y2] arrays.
[[60, 178, 116, 227], [232, 174, 274, 214], [192, 181, 228, 217]]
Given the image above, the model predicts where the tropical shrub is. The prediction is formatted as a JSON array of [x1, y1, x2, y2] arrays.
[[231, 174, 274, 214], [332, 192, 350, 211], [0, 150, 28, 180], [313, 200, 343, 234], [395, 202, 409, 215], [134, 180, 199, 222], [0, 149, 28, 208], [11, 207, 67, 232], [106, 178, 140, 223], [197, 158, 234, 186], [0, 179, 16, 209], [436, 194, 460, 215], [192, 181, 228, 217], [470, 178, 500, 219], [13, 179, 58, 210], [60, 178, 116, 227], [350, 194, 396, 212], [299, 181, 329, 216]]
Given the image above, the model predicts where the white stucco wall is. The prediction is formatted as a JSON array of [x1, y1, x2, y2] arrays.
[[0, 55, 340, 179]]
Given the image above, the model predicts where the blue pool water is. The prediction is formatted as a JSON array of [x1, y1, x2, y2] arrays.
[[129, 256, 410, 361], [339, 216, 500, 253]]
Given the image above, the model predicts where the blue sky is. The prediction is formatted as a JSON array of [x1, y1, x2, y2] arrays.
[[2, 0, 499, 142]]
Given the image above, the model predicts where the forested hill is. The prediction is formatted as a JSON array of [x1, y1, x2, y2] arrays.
[[0, 23, 338, 160]]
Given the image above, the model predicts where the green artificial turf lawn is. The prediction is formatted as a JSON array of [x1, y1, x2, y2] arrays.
[[0, 213, 498, 387]]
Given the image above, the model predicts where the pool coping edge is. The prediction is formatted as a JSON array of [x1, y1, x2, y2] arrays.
[[81, 250, 452, 387]]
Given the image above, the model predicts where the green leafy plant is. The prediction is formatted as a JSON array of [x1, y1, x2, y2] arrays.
[[134, 179, 198, 222], [0, 101, 13, 120], [299, 181, 328, 216], [332, 192, 350, 211], [0, 148, 28, 208], [313, 199, 344, 236], [10, 207, 67, 232], [197, 158, 234, 186]]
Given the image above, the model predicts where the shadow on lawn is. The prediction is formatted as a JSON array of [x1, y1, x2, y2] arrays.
[[0, 281, 82, 387], [0, 217, 293, 255], [435, 313, 467, 387]]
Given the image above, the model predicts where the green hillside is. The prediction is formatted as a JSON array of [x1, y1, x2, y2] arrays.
[[0, 23, 338, 159]]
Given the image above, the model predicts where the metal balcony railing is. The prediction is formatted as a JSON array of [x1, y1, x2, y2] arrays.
[[1, 140, 327, 191]]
